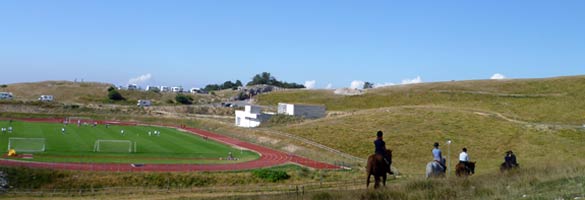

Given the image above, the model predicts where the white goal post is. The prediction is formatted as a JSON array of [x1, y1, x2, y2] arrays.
[[7, 137, 46, 152], [66, 116, 94, 124], [93, 140, 136, 153]]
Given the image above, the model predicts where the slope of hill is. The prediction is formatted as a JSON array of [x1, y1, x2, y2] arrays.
[[254, 76, 585, 175], [0, 81, 233, 105], [256, 75, 585, 124]]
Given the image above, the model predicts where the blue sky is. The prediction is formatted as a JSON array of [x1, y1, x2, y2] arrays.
[[1, 0, 584, 89]]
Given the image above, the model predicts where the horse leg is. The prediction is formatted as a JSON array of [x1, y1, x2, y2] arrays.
[[374, 175, 380, 189], [382, 174, 387, 187], [366, 173, 371, 188]]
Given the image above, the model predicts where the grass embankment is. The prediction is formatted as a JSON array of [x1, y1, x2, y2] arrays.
[[0, 164, 358, 192], [256, 76, 585, 124], [216, 163, 585, 200], [0, 120, 258, 164]]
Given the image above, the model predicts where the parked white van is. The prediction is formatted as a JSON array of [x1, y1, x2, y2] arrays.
[[0, 92, 13, 100], [38, 95, 54, 102], [137, 99, 152, 107]]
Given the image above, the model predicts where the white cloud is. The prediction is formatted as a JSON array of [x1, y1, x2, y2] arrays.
[[374, 82, 396, 88], [325, 83, 333, 89], [350, 80, 365, 89], [490, 73, 506, 80], [304, 80, 316, 89], [128, 73, 152, 84], [401, 76, 423, 84]]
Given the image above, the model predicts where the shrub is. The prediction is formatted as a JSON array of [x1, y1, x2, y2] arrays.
[[175, 94, 193, 105], [107, 89, 125, 101], [252, 169, 290, 182], [0, 84, 7, 88]]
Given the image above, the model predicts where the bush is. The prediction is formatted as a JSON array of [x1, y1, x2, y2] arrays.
[[107, 89, 125, 101], [0, 84, 7, 88], [252, 169, 290, 182], [175, 94, 193, 105]]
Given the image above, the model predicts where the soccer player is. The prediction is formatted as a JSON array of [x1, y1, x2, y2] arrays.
[[61, 127, 66, 134], [120, 129, 125, 136]]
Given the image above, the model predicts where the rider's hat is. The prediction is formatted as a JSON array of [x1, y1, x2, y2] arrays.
[[433, 142, 439, 147], [376, 130, 383, 137]]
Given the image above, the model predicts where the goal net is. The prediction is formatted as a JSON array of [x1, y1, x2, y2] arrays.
[[67, 117, 94, 124], [8, 138, 46, 153], [93, 140, 135, 153]]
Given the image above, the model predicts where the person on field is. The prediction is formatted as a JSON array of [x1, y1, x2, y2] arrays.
[[432, 142, 447, 172], [8, 126, 12, 133], [61, 127, 65, 134], [505, 150, 518, 167], [459, 147, 470, 171], [120, 129, 125, 136], [374, 130, 393, 174]]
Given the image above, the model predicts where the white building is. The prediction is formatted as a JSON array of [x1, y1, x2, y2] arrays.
[[159, 86, 170, 92], [0, 92, 13, 100], [38, 95, 54, 102], [171, 86, 183, 93], [137, 99, 152, 107], [146, 86, 160, 92], [277, 103, 326, 119], [127, 84, 139, 90], [190, 88, 207, 94], [235, 105, 272, 128]]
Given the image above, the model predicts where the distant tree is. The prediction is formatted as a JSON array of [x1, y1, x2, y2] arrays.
[[175, 94, 193, 105], [363, 82, 374, 89], [0, 84, 7, 88], [107, 89, 125, 101], [247, 72, 305, 89], [107, 86, 116, 92], [235, 80, 243, 87], [204, 84, 221, 92]]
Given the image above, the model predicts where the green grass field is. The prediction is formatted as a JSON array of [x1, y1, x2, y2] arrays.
[[0, 120, 259, 164]]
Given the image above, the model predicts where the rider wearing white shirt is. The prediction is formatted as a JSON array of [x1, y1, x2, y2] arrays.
[[459, 148, 470, 170]]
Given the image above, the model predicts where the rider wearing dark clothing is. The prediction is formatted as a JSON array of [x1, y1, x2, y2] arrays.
[[374, 131, 393, 174], [505, 151, 518, 167]]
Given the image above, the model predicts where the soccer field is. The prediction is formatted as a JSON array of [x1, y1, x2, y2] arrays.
[[0, 120, 259, 164]]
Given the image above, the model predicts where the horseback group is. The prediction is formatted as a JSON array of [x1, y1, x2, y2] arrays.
[[366, 131, 520, 188]]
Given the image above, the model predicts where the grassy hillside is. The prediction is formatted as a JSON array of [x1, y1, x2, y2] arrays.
[[0, 81, 233, 105], [272, 106, 585, 175], [256, 75, 585, 124], [254, 76, 585, 175]]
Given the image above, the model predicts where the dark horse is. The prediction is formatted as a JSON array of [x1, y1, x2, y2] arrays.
[[500, 162, 519, 173], [366, 149, 392, 189], [455, 162, 476, 177]]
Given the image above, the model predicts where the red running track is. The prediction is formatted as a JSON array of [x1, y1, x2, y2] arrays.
[[0, 118, 341, 172]]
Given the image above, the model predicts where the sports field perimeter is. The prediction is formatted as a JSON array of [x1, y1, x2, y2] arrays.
[[0, 120, 259, 164]]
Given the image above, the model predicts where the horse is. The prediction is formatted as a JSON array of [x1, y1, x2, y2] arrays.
[[500, 162, 519, 173], [366, 149, 392, 189], [426, 158, 446, 178], [455, 161, 476, 177]]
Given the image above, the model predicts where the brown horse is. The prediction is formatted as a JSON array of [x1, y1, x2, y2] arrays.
[[366, 149, 392, 189], [500, 162, 519, 173], [455, 162, 476, 177]]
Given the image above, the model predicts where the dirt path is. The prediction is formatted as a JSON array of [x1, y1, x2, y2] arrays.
[[0, 118, 340, 172]]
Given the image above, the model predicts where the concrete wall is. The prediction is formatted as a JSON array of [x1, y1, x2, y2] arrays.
[[278, 103, 325, 119]]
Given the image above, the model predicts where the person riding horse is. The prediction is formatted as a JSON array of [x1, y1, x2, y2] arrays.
[[374, 130, 393, 174], [500, 150, 519, 172], [459, 147, 471, 172], [432, 142, 447, 172]]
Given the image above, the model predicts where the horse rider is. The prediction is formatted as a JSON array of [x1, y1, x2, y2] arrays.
[[432, 142, 447, 172], [505, 150, 518, 167], [459, 147, 471, 172], [374, 130, 393, 174]]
